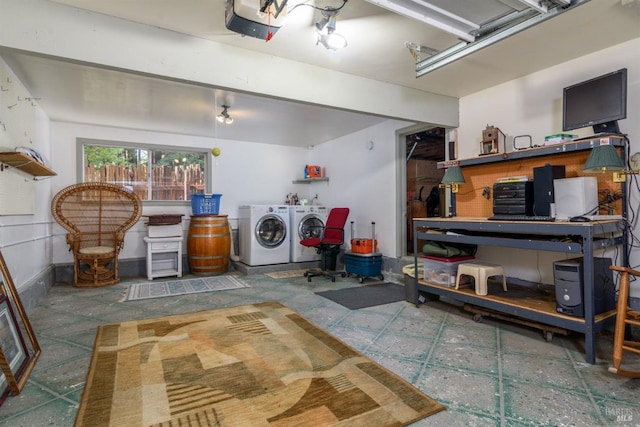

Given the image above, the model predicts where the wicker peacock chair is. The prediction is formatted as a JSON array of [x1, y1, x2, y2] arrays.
[[51, 182, 142, 287]]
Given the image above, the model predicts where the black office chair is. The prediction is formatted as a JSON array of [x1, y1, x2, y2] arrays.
[[301, 207, 349, 282]]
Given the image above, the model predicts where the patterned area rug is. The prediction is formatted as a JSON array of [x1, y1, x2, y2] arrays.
[[75, 301, 445, 426], [120, 275, 250, 302], [264, 269, 308, 279]]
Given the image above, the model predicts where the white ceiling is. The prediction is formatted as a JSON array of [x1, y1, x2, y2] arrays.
[[1, 0, 639, 147]]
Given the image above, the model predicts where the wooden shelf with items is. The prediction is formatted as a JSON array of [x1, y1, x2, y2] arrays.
[[437, 134, 626, 218], [438, 134, 626, 169], [0, 152, 57, 177]]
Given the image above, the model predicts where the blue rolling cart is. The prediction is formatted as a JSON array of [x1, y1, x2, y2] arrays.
[[344, 221, 384, 283]]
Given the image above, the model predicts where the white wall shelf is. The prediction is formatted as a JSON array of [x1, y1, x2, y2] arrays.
[[292, 177, 329, 184]]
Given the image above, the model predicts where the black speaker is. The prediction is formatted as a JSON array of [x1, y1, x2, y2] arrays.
[[533, 164, 565, 216], [553, 257, 616, 317]]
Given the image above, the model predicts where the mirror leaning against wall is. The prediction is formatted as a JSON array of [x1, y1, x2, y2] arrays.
[[0, 250, 40, 405]]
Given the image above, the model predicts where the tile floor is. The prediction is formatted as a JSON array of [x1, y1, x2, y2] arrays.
[[1, 271, 639, 426]]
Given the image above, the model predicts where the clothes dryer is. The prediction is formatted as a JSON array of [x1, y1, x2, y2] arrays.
[[289, 205, 328, 262], [238, 205, 290, 266]]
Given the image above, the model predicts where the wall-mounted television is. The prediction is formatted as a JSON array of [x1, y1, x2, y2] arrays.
[[562, 68, 627, 134]]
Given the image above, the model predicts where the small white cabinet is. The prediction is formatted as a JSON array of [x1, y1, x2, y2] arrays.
[[143, 223, 183, 280]]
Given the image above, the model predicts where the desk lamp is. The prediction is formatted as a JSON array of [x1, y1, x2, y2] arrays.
[[440, 165, 465, 217], [440, 165, 465, 193], [583, 144, 625, 174]]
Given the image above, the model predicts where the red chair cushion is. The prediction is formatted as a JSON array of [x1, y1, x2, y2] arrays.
[[300, 207, 349, 248]]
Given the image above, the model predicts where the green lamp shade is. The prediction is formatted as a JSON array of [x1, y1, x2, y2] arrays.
[[583, 144, 625, 173], [441, 166, 466, 184]]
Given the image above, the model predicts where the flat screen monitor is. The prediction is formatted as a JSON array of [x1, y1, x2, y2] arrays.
[[562, 68, 627, 134]]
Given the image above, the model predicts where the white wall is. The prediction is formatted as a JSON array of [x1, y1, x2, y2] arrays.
[[457, 38, 640, 295], [50, 121, 311, 264], [49, 119, 409, 265], [0, 58, 53, 291], [458, 38, 639, 155], [0, 56, 411, 282], [308, 120, 409, 253]]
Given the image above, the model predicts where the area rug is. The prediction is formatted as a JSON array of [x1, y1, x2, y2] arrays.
[[75, 301, 445, 426], [316, 283, 406, 310], [264, 269, 307, 279], [120, 275, 250, 302]]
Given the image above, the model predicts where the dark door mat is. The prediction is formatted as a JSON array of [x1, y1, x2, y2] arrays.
[[315, 283, 405, 309]]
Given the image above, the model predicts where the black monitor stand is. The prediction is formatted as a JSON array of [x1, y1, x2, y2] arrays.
[[593, 121, 621, 134]]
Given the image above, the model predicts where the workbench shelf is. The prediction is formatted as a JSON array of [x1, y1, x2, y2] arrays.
[[437, 134, 626, 169], [413, 216, 624, 365], [416, 133, 631, 364]]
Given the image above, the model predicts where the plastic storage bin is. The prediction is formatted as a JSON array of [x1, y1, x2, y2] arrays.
[[344, 251, 383, 283], [422, 255, 475, 286], [351, 238, 378, 254], [191, 193, 222, 215]]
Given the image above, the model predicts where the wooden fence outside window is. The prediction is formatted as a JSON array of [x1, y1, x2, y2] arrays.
[[85, 164, 205, 201]]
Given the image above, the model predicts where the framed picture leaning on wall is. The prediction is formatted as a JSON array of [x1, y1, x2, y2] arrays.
[[0, 250, 40, 402], [0, 294, 28, 404]]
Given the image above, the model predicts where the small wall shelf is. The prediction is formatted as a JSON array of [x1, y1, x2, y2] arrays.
[[292, 177, 329, 184], [0, 152, 57, 177]]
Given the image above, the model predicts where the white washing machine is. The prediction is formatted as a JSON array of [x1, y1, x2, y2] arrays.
[[238, 205, 290, 266], [289, 205, 328, 262]]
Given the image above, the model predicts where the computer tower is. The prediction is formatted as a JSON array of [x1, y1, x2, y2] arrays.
[[553, 257, 616, 317], [533, 164, 565, 216]]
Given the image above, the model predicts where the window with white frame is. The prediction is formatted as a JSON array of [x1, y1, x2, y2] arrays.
[[79, 139, 208, 202]]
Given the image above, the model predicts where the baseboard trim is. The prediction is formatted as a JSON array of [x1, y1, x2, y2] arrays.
[[16, 266, 55, 314]]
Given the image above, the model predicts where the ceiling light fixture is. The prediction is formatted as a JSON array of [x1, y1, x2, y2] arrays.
[[316, 10, 347, 50], [216, 105, 234, 124]]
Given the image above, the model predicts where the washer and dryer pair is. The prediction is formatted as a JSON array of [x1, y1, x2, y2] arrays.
[[289, 205, 328, 263], [237, 204, 328, 266]]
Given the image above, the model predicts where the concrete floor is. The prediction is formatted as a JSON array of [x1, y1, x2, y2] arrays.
[[1, 270, 639, 426]]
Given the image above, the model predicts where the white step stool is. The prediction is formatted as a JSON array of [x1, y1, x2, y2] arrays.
[[455, 262, 507, 296]]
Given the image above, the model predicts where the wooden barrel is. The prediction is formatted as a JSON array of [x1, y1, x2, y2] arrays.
[[187, 215, 230, 275]]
